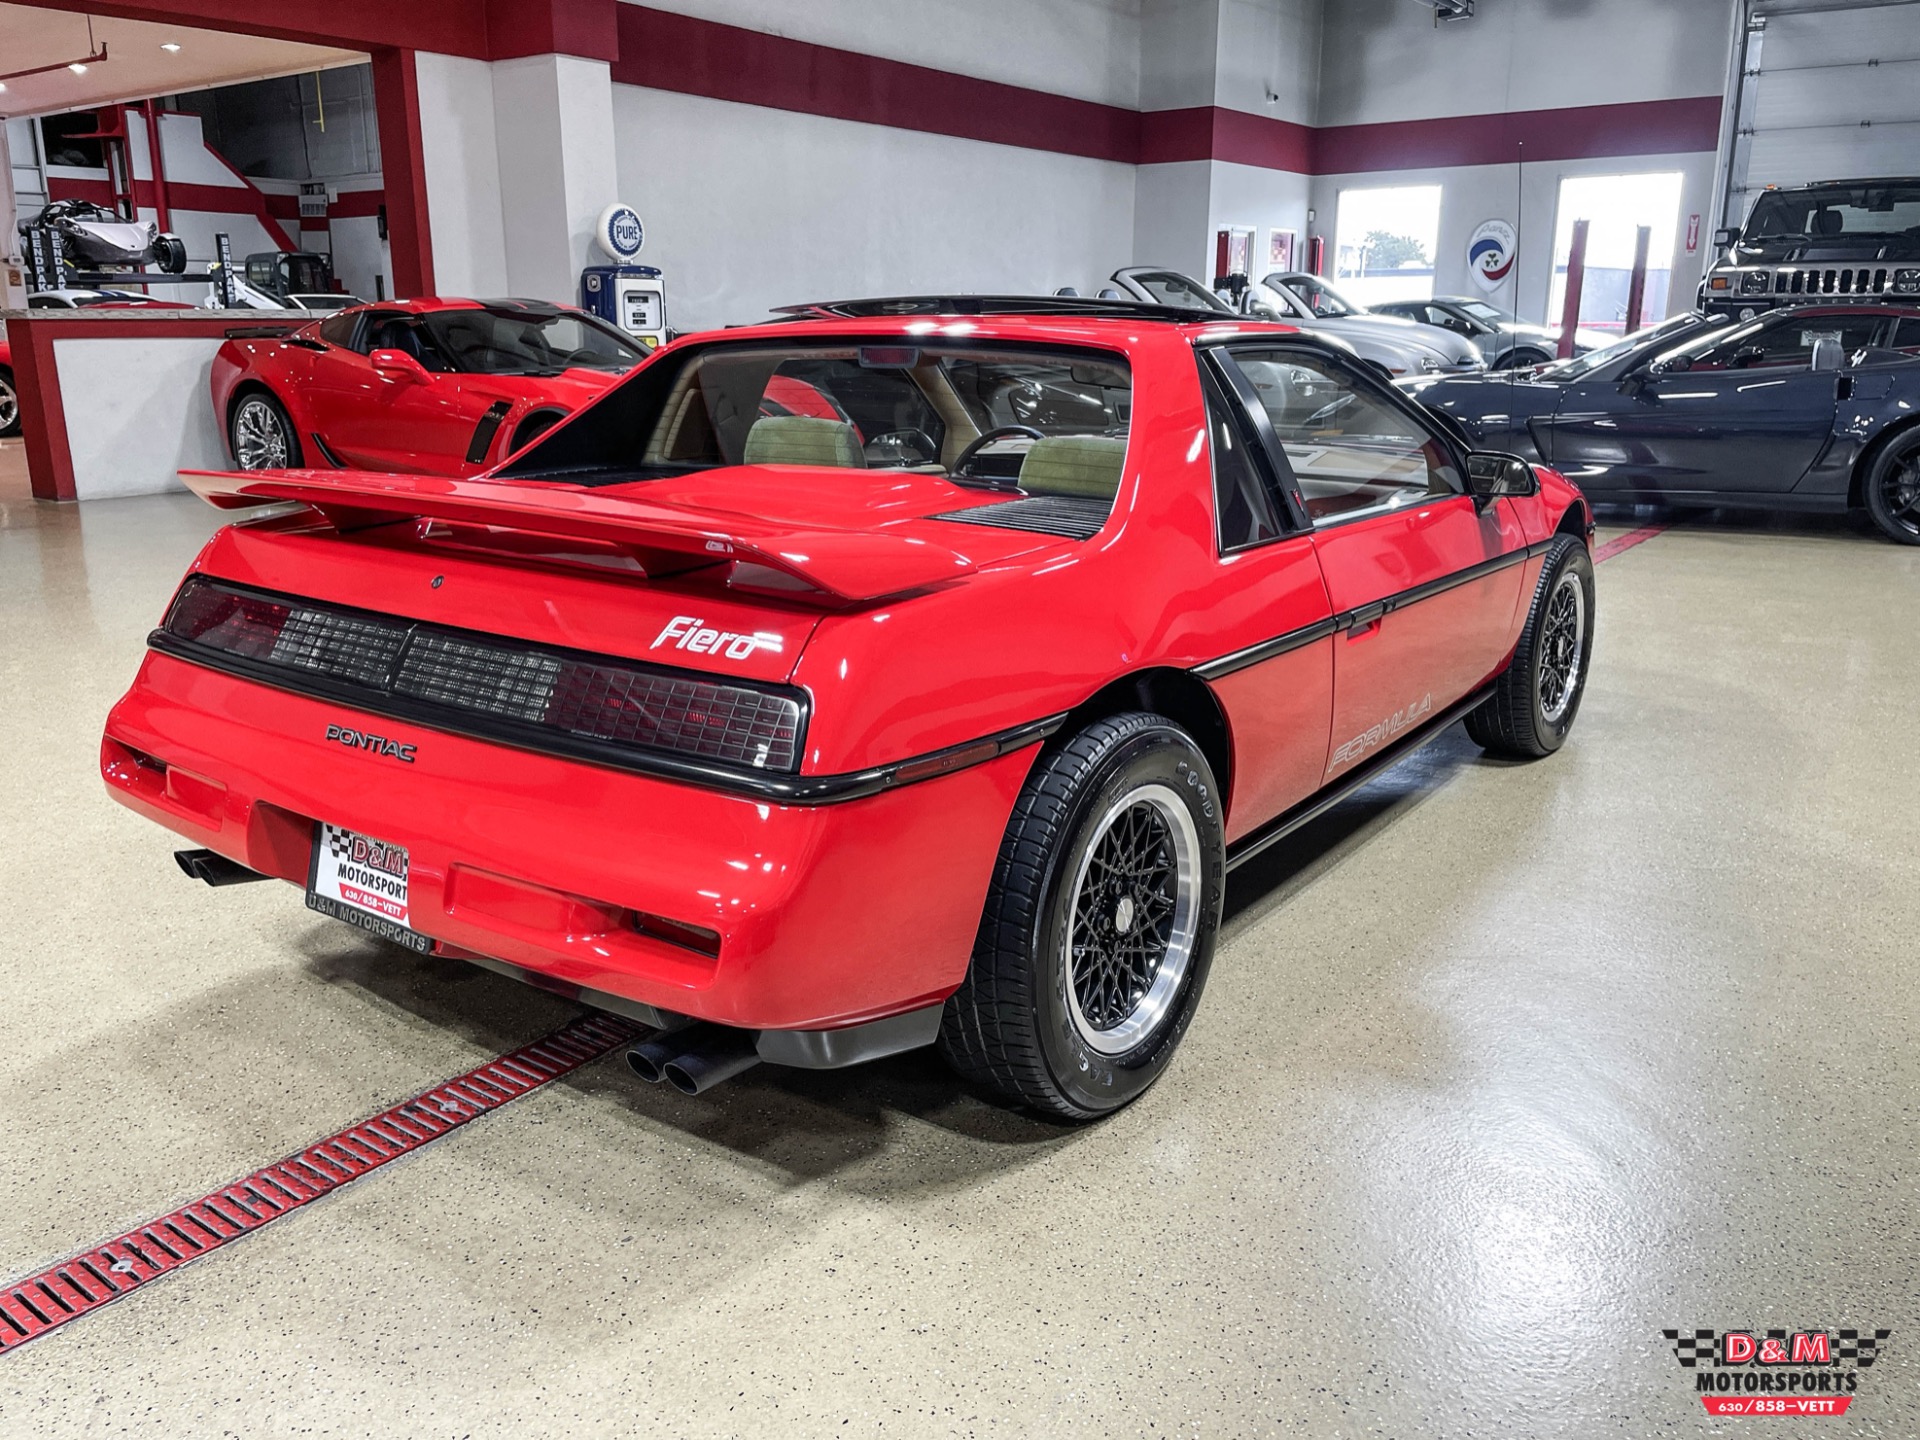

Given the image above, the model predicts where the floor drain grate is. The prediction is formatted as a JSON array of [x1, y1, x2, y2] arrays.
[[0, 1012, 639, 1356]]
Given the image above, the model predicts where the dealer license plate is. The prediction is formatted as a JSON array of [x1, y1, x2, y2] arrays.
[[306, 822, 433, 954]]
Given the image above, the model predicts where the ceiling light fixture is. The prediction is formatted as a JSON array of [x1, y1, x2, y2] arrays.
[[68, 62, 89, 74], [0, 41, 110, 88], [161, 42, 181, 52]]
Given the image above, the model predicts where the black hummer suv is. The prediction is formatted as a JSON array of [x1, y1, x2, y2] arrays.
[[1703, 178, 1920, 318]]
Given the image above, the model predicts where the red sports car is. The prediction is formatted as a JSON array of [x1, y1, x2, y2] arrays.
[[105, 297, 1595, 1119], [0, 337, 16, 437], [210, 296, 649, 476]]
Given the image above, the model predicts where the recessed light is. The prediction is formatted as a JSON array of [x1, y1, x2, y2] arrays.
[[0, 82, 8, 93], [68, 62, 88, 74], [161, 42, 181, 52]]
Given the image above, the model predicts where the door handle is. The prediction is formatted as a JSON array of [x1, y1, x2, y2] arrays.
[[1345, 601, 1387, 639]]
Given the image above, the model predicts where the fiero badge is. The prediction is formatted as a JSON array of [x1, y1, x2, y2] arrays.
[[325, 723, 417, 763], [651, 615, 785, 662]]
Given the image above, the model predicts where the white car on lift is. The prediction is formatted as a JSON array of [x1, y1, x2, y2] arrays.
[[1109, 266, 1482, 380]]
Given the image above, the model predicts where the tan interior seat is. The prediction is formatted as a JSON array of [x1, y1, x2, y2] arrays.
[[1016, 435, 1127, 499], [742, 416, 866, 468]]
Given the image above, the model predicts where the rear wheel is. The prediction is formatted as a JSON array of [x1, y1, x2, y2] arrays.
[[1864, 430, 1920, 546], [229, 391, 302, 470], [0, 367, 18, 438], [1496, 346, 1552, 370], [152, 235, 188, 274], [1465, 537, 1594, 758], [938, 712, 1225, 1120]]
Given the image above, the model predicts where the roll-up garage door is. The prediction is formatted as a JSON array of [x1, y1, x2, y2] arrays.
[[1724, 0, 1920, 224]]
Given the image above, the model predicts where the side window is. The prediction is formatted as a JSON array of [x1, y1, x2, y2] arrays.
[[1892, 317, 1920, 354], [1201, 365, 1283, 552], [316, 312, 358, 347], [1224, 351, 1462, 526], [1710, 316, 1884, 369]]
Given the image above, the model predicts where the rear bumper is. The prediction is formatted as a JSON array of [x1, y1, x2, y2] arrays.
[[103, 653, 1029, 1032]]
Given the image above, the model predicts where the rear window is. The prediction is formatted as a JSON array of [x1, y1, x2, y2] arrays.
[[503, 341, 1133, 504]]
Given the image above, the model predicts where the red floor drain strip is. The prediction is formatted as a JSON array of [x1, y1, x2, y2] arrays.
[[1593, 523, 1670, 564], [0, 1011, 638, 1356]]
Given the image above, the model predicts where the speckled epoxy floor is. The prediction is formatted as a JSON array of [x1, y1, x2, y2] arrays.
[[0, 491, 1914, 1438]]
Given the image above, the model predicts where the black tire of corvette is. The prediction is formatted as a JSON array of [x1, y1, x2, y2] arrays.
[[1864, 429, 1920, 546], [938, 712, 1225, 1121], [1465, 535, 1595, 759]]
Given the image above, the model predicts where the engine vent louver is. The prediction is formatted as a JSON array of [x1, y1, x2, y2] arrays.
[[932, 494, 1110, 541]]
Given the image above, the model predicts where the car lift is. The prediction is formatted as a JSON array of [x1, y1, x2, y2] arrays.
[[23, 227, 238, 307]]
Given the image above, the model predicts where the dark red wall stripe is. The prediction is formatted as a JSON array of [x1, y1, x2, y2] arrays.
[[610, 4, 1143, 165], [1314, 96, 1726, 174]]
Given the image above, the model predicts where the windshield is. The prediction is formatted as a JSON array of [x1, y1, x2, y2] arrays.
[[1245, 282, 1302, 320], [1267, 274, 1358, 318], [418, 309, 646, 375], [1536, 313, 1718, 380], [1744, 184, 1920, 242], [1458, 300, 1507, 323], [1126, 271, 1235, 314], [503, 340, 1133, 504]]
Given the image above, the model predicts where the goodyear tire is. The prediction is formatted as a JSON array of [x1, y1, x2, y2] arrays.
[[938, 712, 1225, 1121], [1465, 536, 1594, 758]]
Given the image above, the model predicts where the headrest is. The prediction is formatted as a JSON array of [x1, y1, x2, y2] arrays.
[[1017, 435, 1128, 499], [742, 415, 866, 468], [1813, 209, 1843, 236]]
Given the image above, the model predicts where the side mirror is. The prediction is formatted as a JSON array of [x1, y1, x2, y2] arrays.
[[1466, 452, 1538, 504], [1810, 336, 1844, 373], [1648, 354, 1692, 377], [1713, 227, 1740, 248], [370, 348, 430, 384]]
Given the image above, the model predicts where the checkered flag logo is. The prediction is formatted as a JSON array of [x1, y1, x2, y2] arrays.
[[1663, 1329, 1719, 1368], [327, 827, 352, 859], [1836, 1329, 1891, 1368]]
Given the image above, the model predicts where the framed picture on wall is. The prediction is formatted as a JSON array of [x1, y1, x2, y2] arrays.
[[1269, 230, 1296, 272]]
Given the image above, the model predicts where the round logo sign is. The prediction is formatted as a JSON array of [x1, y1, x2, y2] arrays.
[[1468, 220, 1518, 292], [596, 203, 645, 262]]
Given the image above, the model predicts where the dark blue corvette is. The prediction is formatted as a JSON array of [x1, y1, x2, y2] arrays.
[[1413, 305, 1920, 544]]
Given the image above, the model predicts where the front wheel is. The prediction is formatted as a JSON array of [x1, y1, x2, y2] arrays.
[[938, 712, 1225, 1121], [152, 235, 188, 274], [228, 391, 302, 471], [1466, 536, 1595, 758], [0, 367, 18, 438], [1864, 430, 1920, 546]]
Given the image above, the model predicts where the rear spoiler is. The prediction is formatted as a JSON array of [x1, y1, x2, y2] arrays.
[[179, 468, 976, 604]]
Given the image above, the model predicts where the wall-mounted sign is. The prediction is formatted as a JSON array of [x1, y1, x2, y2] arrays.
[[595, 203, 646, 262], [1269, 229, 1296, 271], [1686, 213, 1702, 253], [1468, 219, 1517, 292]]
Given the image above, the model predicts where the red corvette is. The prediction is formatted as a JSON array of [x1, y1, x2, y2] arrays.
[[210, 296, 648, 476], [106, 297, 1594, 1119], [0, 337, 16, 437]]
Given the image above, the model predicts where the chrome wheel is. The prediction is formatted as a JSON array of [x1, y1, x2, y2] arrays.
[[232, 396, 292, 469], [1538, 569, 1586, 724], [1879, 451, 1920, 541], [1064, 783, 1201, 1056], [0, 373, 17, 434]]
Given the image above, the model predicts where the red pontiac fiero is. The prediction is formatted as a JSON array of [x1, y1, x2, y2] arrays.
[[210, 297, 649, 477], [106, 297, 1595, 1119]]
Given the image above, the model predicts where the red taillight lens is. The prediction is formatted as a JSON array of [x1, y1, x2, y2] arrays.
[[165, 583, 291, 657], [545, 660, 801, 771]]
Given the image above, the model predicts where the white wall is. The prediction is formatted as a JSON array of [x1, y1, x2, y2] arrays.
[[52, 335, 226, 499], [611, 85, 1140, 330], [627, 0, 1144, 108], [416, 51, 510, 297], [1316, 0, 1732, 126]]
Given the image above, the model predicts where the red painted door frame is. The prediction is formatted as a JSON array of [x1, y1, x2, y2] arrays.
[[369, 48, 434, 299]]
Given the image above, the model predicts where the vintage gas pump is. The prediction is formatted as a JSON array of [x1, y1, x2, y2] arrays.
[[579, 203, 668, 348]]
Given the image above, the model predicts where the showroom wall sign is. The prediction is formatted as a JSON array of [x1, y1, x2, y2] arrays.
[[1661, 1327, 1891, 1418], [595, 203, 646, 261], [1468, 219, 1518, 291]]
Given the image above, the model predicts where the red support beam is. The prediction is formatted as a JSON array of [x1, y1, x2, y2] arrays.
[[369, 48, 435, 299], [1558, 219, 1590, 360], [1624, 224, 1652, 334]]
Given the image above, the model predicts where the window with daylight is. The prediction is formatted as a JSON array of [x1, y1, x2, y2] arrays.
[[1547, 172, 1684, 337], [1332, 185, 1443, 306]]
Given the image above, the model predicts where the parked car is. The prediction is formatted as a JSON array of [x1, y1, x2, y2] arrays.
[[25, 287, 195, 309], [210, 297, 650, 475], [1371, 296, 1611, 370], [16, 198, 187, 275], [1703, 178, 1920, 319], [109, 295, 1594, 1120], [1109, 266, 1477, 380], [1254, 273, 1486, 373], [0, 338, 15, 438], [1412, 303, 1920, 543]]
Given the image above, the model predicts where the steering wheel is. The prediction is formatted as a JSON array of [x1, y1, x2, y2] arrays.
[[952, 425, 1045, 477]]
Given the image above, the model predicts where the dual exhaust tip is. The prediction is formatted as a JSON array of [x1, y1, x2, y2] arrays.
[[626, 1023, 761, 1096]]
